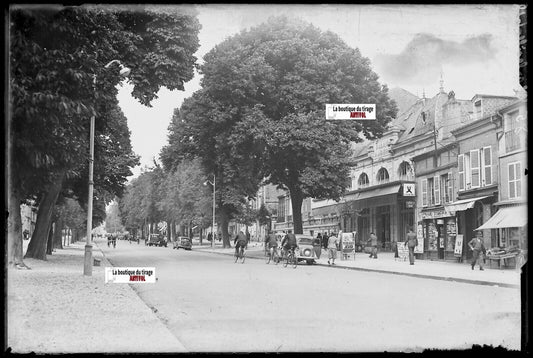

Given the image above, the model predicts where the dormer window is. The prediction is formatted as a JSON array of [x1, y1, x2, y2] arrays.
[[474, 99, 482, 119]]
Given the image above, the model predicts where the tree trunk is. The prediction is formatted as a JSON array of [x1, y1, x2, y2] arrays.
[[7, 188, 29, 269], [289, 185, 304, 234], [6, 111, 29, 268], [46, 222, 54, 255], [220, 205, 231, 248], [54, 216, 64, 250], [25, 170, 65, 260]]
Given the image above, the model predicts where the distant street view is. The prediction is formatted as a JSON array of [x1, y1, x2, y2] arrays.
[[7, 4, 527, 354]]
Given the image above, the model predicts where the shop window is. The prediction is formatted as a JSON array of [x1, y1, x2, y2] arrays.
[[358, 172, 369, 188], [508, 162, 522, 199], [377, 168, 389, 183]]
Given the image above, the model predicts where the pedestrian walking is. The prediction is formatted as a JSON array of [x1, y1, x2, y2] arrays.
[[314, 233, 322, 259], [327, 233, 339, 265], [322, 232, 329, 250], [404, 227, 418, 265], [468, 231, 486, 271], [367, 232, 378, 258]]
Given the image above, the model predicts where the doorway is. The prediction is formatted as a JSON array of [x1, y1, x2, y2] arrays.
[[376, 205, 391, 251]]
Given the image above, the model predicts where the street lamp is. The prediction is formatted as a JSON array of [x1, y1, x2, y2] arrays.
[[203, 174, 216, 248], [84, 59, 131, 276]]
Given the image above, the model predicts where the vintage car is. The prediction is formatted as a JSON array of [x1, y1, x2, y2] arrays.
[[173, 236, 192, 250], [294, 234, 321, 265], [146, 233, 167, 247]]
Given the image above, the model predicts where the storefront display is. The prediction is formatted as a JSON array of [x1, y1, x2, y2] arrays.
[[427, 221, 437, 251]]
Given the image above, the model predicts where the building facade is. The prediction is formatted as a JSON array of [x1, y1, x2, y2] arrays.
[[476, 99, 527, 253]]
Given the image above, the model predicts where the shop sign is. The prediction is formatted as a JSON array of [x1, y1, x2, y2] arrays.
[[420, 209, 452, 220], [454, 234, 464, 257], [405, 201, 415, 208], [403, 183, 415, 196]]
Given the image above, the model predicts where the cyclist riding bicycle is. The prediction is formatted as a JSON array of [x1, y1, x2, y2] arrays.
[[264, 229, 278, 256], [234, 231, 248, 257], [281, 233, 298, 258]]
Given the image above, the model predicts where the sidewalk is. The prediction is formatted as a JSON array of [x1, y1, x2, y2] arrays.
[[193, 242, 522, 288], [7, 239, 187, 354]]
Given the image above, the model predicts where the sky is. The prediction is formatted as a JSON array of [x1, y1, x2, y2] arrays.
[[116, 4, 522, 179]]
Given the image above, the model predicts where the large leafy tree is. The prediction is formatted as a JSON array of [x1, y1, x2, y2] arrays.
[[8, 5, 200, 264], [164, 16, 397, 235], [160, 94, 264, 247]]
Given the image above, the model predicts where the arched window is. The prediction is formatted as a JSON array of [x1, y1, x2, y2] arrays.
[[358, 173, 369, 188], [398, 161, 414, 180], [377, 168, 389, 183]]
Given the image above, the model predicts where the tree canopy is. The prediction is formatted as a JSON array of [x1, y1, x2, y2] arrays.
[[8, 5, 201, 263], [161, 16, 397, 234]]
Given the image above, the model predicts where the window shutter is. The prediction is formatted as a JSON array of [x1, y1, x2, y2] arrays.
[[434, 175, 441, 205], [470, 149, 480, 188], [458, 154, 465, 191], [482, 147, 492, 186], [421, 179, 428, 207]]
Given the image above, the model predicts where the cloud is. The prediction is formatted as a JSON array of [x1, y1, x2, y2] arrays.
[[374, 33, 496, 86]]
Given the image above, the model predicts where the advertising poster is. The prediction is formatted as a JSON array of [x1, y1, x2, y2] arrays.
[[454, 235, 464, 257]]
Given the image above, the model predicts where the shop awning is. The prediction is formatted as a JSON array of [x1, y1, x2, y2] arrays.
[[445, 196, 490, 212], [476, 206, 528, 230], [356, 185, 401, 201]]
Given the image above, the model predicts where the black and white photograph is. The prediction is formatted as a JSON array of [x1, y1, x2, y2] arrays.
[[5, 3, 527, 354]]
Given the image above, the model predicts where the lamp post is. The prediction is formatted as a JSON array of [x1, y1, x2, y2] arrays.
[[204, 174, 216, 248], [84, 59, 131, 276]]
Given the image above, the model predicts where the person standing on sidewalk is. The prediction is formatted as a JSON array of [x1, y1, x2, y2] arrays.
[[327, 233, 339, 265], [367, 232, 378, 259], [468, 231, 486, 271], [322, 232, 329, 250], [404, 228, 418, 265]]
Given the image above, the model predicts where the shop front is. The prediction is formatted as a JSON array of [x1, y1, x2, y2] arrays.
[[476, 204, 528, 251], [419, 208, 457, 261], [349, 183, 415, 252], [446, 195, 495, 262]]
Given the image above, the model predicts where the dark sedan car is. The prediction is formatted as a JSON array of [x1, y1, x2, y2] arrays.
[[173, 236, 192, 250]]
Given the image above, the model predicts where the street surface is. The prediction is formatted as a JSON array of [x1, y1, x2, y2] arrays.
[[101, 240, 521, 352]]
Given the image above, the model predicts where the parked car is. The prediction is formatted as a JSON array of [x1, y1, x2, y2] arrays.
[[173, 236, 192, 250], [146, 233, 167, 247], [294, 234, 320, 265]]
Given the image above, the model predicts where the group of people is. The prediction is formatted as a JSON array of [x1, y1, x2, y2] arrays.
[[248, 226, 487, 271]]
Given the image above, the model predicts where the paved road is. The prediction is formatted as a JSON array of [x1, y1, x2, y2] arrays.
[[101, 240, 521, 352]]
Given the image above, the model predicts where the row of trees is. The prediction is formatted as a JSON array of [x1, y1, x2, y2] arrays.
[[159, 16, 397, 247], [118, 158, 266, 244], [7, 5, 201, 267]]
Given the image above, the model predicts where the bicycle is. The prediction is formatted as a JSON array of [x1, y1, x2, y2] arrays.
[[234, 246, 246, 264], [265, 246, 280, 264], [283, 247, 298, 268]]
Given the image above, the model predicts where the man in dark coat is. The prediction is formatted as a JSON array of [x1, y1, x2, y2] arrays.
[[404, 228, 418, 265]]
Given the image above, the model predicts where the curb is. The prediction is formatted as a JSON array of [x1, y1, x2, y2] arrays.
[[193, 248, 519, 289], [94, 242, 189, 352]]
